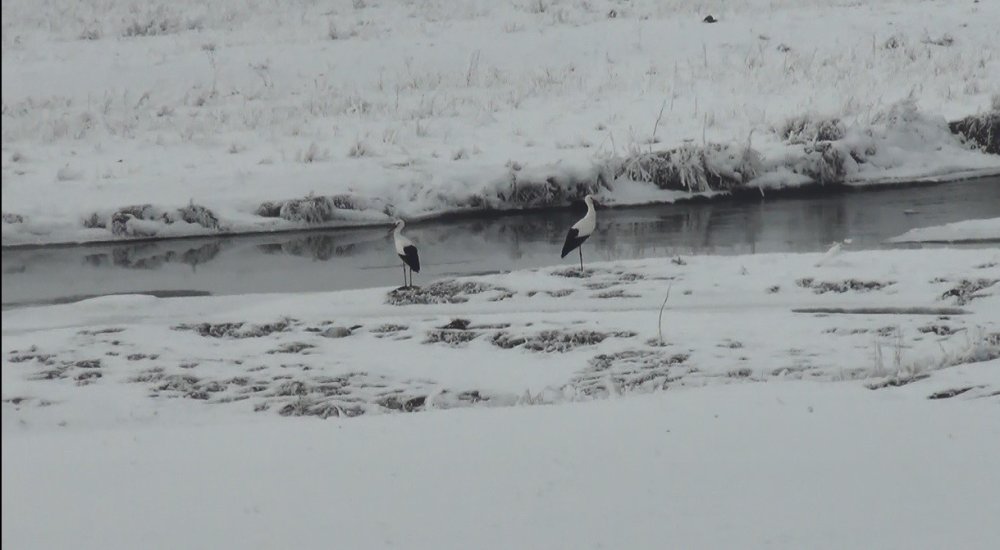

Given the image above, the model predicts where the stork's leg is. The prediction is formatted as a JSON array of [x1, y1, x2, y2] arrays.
[[402, 265, 407, 288], [408, 267, 413, 288], [579, 246, 584, 272]]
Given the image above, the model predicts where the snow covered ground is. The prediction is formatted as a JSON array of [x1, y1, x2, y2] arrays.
[[5, 375, 1000, 550], [3, 247, 999, 548], [888, 217, 1000, 243], [4, 248, 998, 425], [3, 0, 1000, 245]]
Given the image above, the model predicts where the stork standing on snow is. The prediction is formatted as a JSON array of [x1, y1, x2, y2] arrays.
[[561, 194, 597, 271], [392, 219, 420, 288]]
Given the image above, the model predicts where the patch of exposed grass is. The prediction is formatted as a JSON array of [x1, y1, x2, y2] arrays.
[[423, 329, 481, 346], [491, 329, 636, 352], [386, 280, 512, 305], [948, 110, 999, 154], [940, 278, 998, 305], [266, 342, 316, 354], [173, 318, 294, 338], [867, 374, 931, 389], [571, 350, 689, 396], [593, 289, 641, 299], [796, 278, 894, 293], [551, 267, 596, 278], [928, 387, 975, 399], [617, 142, 761, 192], [255, 194, 389, 224], [83, 202, 221, 236]]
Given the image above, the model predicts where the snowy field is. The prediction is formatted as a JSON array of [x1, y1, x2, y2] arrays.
[[4, 377, 999, 550], [3, 1, 1000, 546], [3, 247, 999, 548], [3, 0, 1000, 245]]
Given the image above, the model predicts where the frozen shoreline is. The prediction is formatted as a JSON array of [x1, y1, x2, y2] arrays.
[[3, 167, 999, 249]]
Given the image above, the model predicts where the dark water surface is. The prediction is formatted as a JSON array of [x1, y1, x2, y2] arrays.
[[3, 178, 999, 309]]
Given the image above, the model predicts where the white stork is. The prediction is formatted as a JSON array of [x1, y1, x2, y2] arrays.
[[561, 194, 597, 271], [392, 219, 420, 287]]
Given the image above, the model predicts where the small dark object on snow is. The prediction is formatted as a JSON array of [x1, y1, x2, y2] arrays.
[[440, 318, 471, 330], [928, 387, 974, 400], [703, 15, 718, 23]]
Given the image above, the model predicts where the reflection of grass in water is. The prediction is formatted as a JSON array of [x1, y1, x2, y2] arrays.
[[83, 241, 222, 269]]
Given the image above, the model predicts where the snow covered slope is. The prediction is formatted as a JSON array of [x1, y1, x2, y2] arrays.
[[3, 0, 1000, 245]]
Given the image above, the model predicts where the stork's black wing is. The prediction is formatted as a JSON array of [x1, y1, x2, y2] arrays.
[[399, 245, 420, 272], [561, 228, 588, 258]]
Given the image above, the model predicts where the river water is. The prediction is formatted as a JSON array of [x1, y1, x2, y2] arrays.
[[3, 178, 999, 309]]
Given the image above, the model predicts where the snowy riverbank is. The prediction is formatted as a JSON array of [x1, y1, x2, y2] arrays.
[[4, 248, 998, 423], [3, 247, 999, 548], [3, 0, 1000, 246]]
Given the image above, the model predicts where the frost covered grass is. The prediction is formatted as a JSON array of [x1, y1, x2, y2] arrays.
[[3, 0, 1000, 245]]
